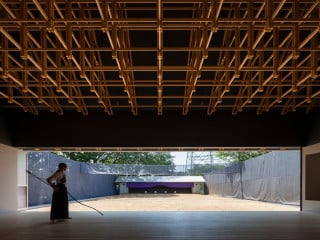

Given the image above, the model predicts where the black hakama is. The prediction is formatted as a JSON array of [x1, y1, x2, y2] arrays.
[[50, 183, 69, 220]]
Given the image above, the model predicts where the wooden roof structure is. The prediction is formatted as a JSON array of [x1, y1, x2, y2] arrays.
[[1, 0, 319, 116]]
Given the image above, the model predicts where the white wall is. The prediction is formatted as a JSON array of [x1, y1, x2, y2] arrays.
[[17, 150, 27, 186], [0, 144, 18, 212], [192, 182, 203, 194], [302, 143, 320, 211], [119, 183, 129, 194], [17, 150, 28, 209], [0, 144, 27, 212]]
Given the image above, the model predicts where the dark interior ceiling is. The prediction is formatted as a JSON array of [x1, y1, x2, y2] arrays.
[[0, 0, 319, 151]]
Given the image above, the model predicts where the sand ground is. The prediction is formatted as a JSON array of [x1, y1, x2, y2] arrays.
[[28, 194, 299, 212]]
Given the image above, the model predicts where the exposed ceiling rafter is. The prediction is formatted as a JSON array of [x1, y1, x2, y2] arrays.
[[0, 0, 319, 115]]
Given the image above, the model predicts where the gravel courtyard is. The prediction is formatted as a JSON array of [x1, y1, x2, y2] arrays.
[[29, 194, 299, 212]]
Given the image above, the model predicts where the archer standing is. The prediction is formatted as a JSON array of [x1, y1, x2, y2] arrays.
[[46, 162, 70, 223]]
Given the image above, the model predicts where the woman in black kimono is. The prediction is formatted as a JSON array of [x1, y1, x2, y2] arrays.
[[46, 163, 70, 223]]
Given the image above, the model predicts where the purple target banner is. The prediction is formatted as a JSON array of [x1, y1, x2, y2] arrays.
[[127, 182, 194, 188]]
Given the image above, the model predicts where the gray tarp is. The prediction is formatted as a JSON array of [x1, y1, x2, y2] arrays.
[[28, 152, 117, 207], [204, 150, 300, 205]]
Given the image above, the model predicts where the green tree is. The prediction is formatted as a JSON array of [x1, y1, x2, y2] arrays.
[[55, 152, 111, 163], [216, 151, 268, 163], [53, 151, 174, 165]]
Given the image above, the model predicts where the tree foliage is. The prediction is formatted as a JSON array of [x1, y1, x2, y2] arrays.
[[53, 151, 174, 165], [215, 151, 269, 163]]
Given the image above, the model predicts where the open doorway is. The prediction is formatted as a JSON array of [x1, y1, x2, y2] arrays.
[[27, 150, 300, 212]]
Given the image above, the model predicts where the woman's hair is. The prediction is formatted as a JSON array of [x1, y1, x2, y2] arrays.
[[58, 162, 67, 170]]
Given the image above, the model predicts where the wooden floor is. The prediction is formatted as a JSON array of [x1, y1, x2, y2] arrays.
[[1, 210, 320, 239]]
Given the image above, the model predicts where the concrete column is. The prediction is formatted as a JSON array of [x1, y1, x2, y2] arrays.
[[0, 144, 27, 212]]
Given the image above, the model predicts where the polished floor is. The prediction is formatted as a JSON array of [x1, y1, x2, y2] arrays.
[[1, 210, 320, 240]]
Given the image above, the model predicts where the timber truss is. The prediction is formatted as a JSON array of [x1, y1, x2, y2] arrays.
[[0, 0, 319, 116]]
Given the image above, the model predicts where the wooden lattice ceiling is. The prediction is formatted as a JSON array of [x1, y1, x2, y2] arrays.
[[0, 0, 319, 116]]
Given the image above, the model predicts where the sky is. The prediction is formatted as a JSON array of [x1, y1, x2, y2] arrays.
[[171, 151, 222, 165], [171, 152, 188, 165]]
